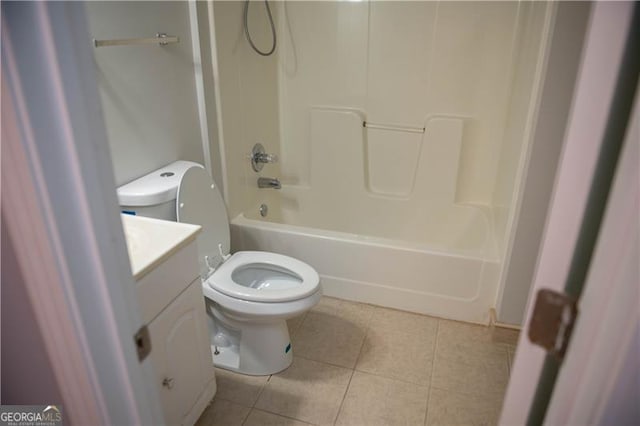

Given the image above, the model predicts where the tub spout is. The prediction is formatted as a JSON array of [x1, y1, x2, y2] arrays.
[[258, 177, 281, 189]]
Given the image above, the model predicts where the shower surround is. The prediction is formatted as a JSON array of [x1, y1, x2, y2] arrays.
[[213, 1, 551, 322]]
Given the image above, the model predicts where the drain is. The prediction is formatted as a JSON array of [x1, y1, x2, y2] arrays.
[[259, 204, 268, 217]]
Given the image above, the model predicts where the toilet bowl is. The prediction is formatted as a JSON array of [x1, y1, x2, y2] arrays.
[[118, 161, 322, 375], [200, 251, 321, 375]]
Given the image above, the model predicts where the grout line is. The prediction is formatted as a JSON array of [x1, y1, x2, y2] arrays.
[[246, 355, 336, 425], [251, 407, 319, 426], [331, 314, 374, 424], [333, 368, 356, 425], [291, 302, 376, 371], [214, 395, 249, 406], [424, 319, 441, 426], [352, 304, 375, 371], [349, 311, 437, 388], [331, 302, 370, 424], [206, 398, 252, 426], [251, 373, 272, 409], [293, 353, 355, 371], [428, 384, 507, 402], [239, 406, 252, 426], [350, 367, 431, 388]]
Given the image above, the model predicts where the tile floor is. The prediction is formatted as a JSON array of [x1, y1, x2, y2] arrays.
[[196, 297, 519, 426]]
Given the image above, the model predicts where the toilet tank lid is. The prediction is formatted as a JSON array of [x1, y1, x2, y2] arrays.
[[117, 161, 204, 206]]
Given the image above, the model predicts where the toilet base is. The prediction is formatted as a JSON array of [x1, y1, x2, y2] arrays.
[[208, 304, 294, 375]]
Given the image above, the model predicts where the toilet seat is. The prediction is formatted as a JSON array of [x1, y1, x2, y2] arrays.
[[176, 166, 320, 305], [208, 251, 319, 303]]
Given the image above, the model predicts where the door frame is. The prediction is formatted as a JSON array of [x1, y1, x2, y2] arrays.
[[500, 2, 638, 423], [2, 2, 163, 423]]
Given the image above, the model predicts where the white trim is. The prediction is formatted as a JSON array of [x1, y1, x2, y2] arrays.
[[188, 0, 213, 176], [500, 2, 635, 423], [206, 0, 230, 202], [493, 2, 557, 323]]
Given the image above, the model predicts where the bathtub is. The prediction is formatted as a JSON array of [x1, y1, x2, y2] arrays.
[[231, 213, 500, 323]]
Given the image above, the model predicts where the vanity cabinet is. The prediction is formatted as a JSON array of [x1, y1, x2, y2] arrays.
[[122, 214, 215, 426]]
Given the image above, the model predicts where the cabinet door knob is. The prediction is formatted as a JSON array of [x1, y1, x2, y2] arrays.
[[162, 377, 174, 389]]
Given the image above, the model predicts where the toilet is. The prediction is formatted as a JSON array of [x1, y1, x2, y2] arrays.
[[118, 160, 322, 375]]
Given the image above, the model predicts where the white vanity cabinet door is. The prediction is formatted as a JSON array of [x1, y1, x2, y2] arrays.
[[148, 279, 214, 426]]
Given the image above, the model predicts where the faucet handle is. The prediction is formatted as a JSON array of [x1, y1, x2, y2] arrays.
[[251, 143, 278, 172], [256, 153, 278, 163]]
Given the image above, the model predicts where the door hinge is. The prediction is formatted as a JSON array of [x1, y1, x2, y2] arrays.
[[134, 325, 152, 362], [528, 289, 578, 361]]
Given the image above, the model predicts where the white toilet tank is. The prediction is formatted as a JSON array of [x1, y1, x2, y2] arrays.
[[117, 160, 204, 220]]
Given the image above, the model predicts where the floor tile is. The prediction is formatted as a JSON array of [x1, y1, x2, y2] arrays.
[[368, 306, 439, 335], [426, 387, 502, 426], [244, 409, 313, 426], [255, 357, 353, 425], [432, 339, 509, 398], [335, 371, 429, 426], [310, 297, 375, 328], [213, 368, 269, 407], [433, 319, 511, 397], [287, 313, 307, 338], [490, 326, 520, 348], [292, 297, 374, 368], [356, 326, 436, 385], [355, 307, 438, 385], [195, 399, 250, 426]]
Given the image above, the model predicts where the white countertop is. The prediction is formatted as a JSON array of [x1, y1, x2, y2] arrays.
[[121, 214, 201, 280]]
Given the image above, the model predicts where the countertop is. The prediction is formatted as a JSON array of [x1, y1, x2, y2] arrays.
[[121, 214, 201, 280]]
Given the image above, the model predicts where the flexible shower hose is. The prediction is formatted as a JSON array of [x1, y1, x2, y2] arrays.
[[243, 0, 277, 56]]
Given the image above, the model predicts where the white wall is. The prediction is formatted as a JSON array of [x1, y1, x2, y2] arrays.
[[86, 1, 204, 186], [211, 1, 282, 220]]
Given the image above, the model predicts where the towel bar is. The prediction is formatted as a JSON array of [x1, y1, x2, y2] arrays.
[[363, 121, 425, 134], [93, 33, 179, 48]]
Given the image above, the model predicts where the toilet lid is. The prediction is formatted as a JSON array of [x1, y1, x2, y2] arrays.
[[176, 166, 229, 275]]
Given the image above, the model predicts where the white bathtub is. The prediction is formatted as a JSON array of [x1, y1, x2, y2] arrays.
[[231, 213, 500, 323]]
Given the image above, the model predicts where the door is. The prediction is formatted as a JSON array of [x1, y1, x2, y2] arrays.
[[148, 281, 215, 425], [500, 2, 639, 424]]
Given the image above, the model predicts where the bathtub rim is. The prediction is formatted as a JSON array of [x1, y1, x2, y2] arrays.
[[231, 213, 500, 263]]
